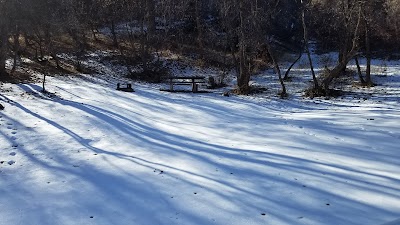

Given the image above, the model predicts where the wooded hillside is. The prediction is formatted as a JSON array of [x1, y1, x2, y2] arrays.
[[0, 0, 399, 96]]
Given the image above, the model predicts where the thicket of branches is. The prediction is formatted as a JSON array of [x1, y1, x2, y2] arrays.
[[0, 0, 399, 96]]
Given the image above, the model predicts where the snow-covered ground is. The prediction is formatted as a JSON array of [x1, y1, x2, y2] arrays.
[[1, 55, 400, 225]]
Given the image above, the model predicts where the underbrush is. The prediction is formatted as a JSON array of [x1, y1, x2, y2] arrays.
[[303, 68, 358, 99], [0, 71, 33, 84]]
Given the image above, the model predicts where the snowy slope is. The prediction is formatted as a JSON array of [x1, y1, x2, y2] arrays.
[[1, 70, 400, 225]]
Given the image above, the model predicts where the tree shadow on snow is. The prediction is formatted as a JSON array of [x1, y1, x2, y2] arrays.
[[2, 83, 399, 225]]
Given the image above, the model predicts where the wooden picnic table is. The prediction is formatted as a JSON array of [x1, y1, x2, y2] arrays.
[[166, 76, 206, 93], [116, 83, 134, 92]]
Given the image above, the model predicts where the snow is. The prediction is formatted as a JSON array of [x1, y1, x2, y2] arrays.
[[1, 57, 400, 225]]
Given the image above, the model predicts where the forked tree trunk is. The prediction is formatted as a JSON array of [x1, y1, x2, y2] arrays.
[[284, 50, 302, 80], [323, 4, 362, 95], [266, 42, 287, 97], [323, 48, 358, 94]]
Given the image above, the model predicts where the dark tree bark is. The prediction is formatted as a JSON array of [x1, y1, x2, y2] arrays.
[[11, 32, 21, 73], [0, 26, 8, 78], [237, 0, 250, 94], [44, 29, 61, 69], [354, 57, 366, 84], [266, 42, 287, 97], [322, 3, 362, 95], [195, 0, 204, 59], [363, 12, 373, 86], [323, 49, 359, 95], [301, 4, 318, 90], [110, 20, 119, 48], [284, 50, 302, 80], [42, 62, 48, 93], [146, 0, 156, 41], [338, 0, 352, 73]]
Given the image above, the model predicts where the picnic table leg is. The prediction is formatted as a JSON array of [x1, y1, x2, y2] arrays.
[[191, 79, 195, 93], [193, 83, 199, 93], [170, 79, 173, 92]]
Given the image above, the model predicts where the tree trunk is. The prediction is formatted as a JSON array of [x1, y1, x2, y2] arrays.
[[237, 0, 250, 94], [354, 56, 365, 84], [140, 17, 148, 71], [34, 32, 45, 60], [146, 0, 156, 41], [11, 32, 21, 73], [284, 50, 302, 80], [45, 29, 61, 69], [364, 19, 372, 86], [42, 66, 47, 92], [110, 20, 118, 47], [68, 29, 86, 53], [301, 6, 318, 90], [195, 0, 204, 59], [338, 0, 351, 74], [266, 42, 287, 97], [91, 28, 98, 41], [323, 49, 358, 93], [323, 4, 362, 95], [68, 29, 86, 71], [0, 26, 8, 78]]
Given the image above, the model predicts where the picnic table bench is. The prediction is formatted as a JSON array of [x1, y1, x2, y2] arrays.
[[166, 76, 206, 93]]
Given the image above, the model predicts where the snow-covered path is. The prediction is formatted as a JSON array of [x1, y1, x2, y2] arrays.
[[1, 76, 399, 225]]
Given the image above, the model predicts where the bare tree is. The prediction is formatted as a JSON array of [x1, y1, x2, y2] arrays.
[[237, 0, 251, 94], [266, 40, 287, 97], [216, 0, 252, 94], [146, 0, 156, 42], [195, 0, 204, 58], [301, 0, 319, 90], [361, 1, 376, 87], [322, 2, 363, 94], [386, 0, 400, 49]]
